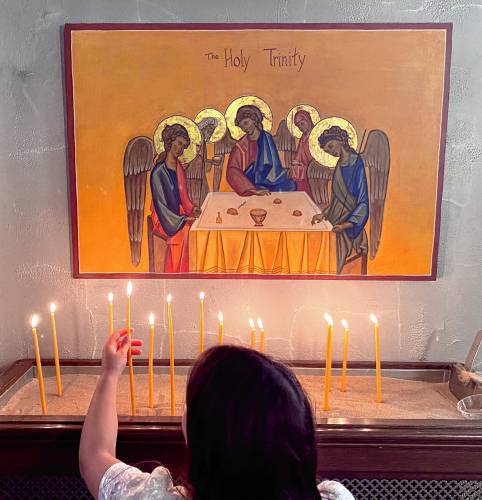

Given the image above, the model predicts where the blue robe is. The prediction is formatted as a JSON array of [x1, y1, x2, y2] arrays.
[[245, 130, 296, 192], [150, 161, 186, 237], [338, 154, 369, 239], [325, 152, 369, 274]]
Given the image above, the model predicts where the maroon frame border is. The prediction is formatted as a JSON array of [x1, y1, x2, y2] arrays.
[[64, 22, 453, 281]]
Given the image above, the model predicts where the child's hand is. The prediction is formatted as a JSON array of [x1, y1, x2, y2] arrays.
[[102, 329, 143, 378]]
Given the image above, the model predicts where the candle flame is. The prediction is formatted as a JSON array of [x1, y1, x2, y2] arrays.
[[31, 314, 39, 329], [324, 312, 333, 326], [369, 313, 378, 325], [199, 291, 205, 300], [108, 292, 113, 303], [218, 311, 223, 323], [166, 294, 172, 303], [341, 318, 348, 329], [149, 313, 155, 326], [50, 302, 56, 313], [256, 318, 264, 329], [248, 317, 255, 328], [126, 281, 133, 297]]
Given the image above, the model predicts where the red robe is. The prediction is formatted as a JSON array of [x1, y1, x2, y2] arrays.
[[226, 135, 259, 196], [293, 134, 314, 198], [151, 160, 194, 273]]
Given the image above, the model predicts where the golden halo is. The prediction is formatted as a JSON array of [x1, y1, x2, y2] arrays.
[[225, 95, 273, 140], [308, 117, 358, 169], [194, 108, 227, 144], [286, 104, 320, 138], [153, 115, 201, 164]]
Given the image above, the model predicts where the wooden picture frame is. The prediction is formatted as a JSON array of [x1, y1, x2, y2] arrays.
[[64, 23, 452, 280]]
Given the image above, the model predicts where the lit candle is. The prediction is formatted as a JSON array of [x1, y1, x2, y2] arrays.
[[217, 312, 224, 345], [126, 281, 136, 416], [49, 303, 62, 397], [323, 313, 333, 412], [167, 294, 175, 416], [257, 318, 265, 353], [370, 313, 383, 403], [199, 291, 205, 354], [31, 315, 47, 415], [249, 318, 256, 349], [148, 313, 155, 409], [340, 319, 349, 392], [108, 292, 114, 336]]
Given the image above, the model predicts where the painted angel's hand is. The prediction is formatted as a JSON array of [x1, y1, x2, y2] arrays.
[[332, 222, 354, 233], [191, 206, 201, 218], [311, 213, 325, 225], [254, 188, 271, 196], [211, 155, 223, 167]]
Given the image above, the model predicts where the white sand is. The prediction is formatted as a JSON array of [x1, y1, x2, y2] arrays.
[[0, 373, 461, 420]]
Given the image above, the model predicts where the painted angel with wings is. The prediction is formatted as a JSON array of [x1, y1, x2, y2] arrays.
[[185, 109, 229, 207], [283, 104, 334, 208], [123, 116, 201, 272], [310, 123, 390, 274], [224, 95, 296, 196]]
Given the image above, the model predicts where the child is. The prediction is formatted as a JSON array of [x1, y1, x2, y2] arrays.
[[79, 329, 354, 500]]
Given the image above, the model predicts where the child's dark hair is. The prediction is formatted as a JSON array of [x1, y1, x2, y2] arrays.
[[185, 345, 319, 500]]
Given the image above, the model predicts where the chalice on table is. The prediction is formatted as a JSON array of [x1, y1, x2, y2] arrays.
[[249, 208, 267, 227]]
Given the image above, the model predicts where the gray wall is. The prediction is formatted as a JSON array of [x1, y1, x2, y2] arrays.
[[1, 0, 481, 372]]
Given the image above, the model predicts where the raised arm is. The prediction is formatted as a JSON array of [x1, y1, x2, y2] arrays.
[[79, 329, 142, 499]]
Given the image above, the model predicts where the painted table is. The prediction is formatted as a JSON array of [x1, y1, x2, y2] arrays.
[[189, 191, 336, 274]]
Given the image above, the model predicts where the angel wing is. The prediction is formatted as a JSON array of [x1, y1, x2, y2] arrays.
[[123, 136, 155, 267], [273, 119, 296, 167], [307, 160, 333, 209], [214, 127, 236, 156], [361, 130, 390, 260], [212, 128, 236, 192]]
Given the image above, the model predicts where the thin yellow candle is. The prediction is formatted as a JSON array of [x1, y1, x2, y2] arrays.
[[248, 318, 256, 349], [148, 313, 155, 409], [126, 281, 136, 416], [257, 318, 265, 353], [199, 291, 205, 353], [167, 294, 175, 416], [108, 292, 114, 336], [370, 313, 383, 403], [340, 319, 349, 392], [31, 315, 47, 415], [323, 313, 333, 412], [49, 303, 62, 397], [217, 312, 224, 345]]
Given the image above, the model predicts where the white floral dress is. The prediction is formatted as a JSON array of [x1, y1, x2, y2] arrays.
[[99, 462, 355, 500]]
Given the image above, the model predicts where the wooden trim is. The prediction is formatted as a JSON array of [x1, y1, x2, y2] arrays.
[[0, 359, 34, 395], [3, 356, 482, 479], [1, 417, 482, 479], [63, 25, 80, 278], [430, 23, 453, 279], [65, 271, 439, 281], [64, 22, 453, 31], [18, 358, 455, 371]]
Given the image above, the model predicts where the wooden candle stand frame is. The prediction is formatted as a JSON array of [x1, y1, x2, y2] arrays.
[[2, 353, 482, 479]]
